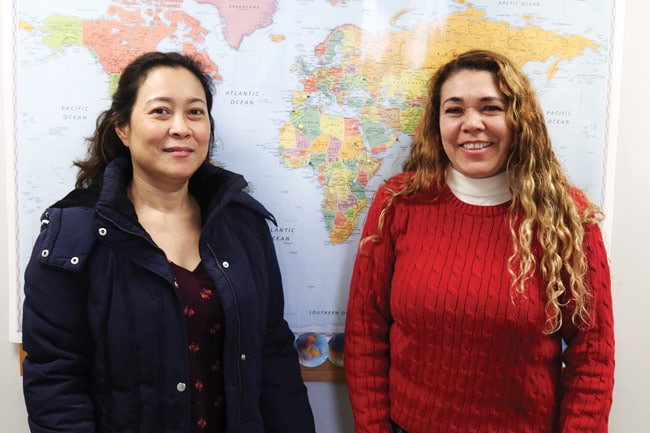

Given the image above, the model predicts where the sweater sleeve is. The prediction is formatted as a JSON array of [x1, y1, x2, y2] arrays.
[[559, 221, 615, 433], [345, 181, 399, 433]]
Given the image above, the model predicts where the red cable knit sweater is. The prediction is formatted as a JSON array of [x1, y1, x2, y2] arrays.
[[344, 173, 615, 433]]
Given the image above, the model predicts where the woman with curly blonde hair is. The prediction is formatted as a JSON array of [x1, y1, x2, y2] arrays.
[[345, 49, 614, 433]]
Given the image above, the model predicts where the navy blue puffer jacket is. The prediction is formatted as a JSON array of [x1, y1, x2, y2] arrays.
[[22, 156, 315, 433]]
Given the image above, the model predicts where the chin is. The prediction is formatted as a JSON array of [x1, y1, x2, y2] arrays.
[[459, 165, 506, 179]]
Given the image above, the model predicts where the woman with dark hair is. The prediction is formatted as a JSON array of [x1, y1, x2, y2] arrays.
[[22, 51, 316, 433], [344, 49, 614, 433]]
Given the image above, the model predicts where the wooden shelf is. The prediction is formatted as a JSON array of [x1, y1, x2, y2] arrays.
[[300, 359, 345, 382]]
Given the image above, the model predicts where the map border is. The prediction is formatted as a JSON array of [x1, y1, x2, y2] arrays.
[[3, 0, 21, 343]]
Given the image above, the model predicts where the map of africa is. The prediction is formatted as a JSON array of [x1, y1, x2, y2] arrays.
[[10, 0, 614, 338]]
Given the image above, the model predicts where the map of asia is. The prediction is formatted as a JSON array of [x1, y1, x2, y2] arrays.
[[10, 0, 614, 360]]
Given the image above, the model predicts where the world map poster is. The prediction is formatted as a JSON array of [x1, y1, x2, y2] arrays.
[[7, 0, 616, 369]]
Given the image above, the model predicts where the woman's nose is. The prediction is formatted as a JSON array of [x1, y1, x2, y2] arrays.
[[170, 114, 191, 137], [462, 110, 485, 131]]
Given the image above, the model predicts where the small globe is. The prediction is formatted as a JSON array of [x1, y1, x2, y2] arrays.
[[294, 332, 328, 367], [327, 333, 344, 367]]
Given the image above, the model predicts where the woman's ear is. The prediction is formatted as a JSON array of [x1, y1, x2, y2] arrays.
[[114, 124, 130, 147]]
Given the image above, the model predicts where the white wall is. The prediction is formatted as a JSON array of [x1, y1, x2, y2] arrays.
[[607, 0, 650, 430], [1, 1, 648, 432], [0, 1, 30, 430]]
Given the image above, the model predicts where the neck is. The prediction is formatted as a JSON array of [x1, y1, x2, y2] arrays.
[[128, 176, 193, 213], [445, 166, 511, 205]]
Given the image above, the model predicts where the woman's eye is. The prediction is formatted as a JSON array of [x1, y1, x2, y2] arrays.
[[151, 107, 170, 115], [483, 105, 504, 112], [188, 108, 205, 116], [444, 107, 463, 114]]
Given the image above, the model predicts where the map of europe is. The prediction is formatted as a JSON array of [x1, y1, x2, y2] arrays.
[[12, 0, 614, 336]]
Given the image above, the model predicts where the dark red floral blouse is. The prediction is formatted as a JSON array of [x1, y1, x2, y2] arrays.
[[170, 261, 226, 433]]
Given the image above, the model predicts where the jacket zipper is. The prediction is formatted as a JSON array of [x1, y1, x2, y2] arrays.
[[207, 243, 243, 430]]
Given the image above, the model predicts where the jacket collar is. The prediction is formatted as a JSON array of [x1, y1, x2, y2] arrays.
[[52, 156, 272, 224], [99, 156, 255, 220]]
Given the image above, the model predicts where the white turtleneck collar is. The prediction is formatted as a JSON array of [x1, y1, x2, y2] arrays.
[[445, 166, 512, 206]]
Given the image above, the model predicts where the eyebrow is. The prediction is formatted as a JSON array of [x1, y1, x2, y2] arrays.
[[441, 96, 505, 105], [144, 96, 207, 105]]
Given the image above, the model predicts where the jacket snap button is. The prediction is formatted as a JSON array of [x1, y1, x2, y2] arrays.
[[240, 353, 246, 361], [222, 261, 230, 268], [70, 257, 80, 265], [41, 249, 49, 258], [176, 382, 186, 392], [41, 219, 50, 225], [98, 227, 107, 236]]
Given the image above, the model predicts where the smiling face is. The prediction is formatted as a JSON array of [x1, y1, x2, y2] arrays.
[[115, 66, 211, 189], [439, 69, 513, 179]]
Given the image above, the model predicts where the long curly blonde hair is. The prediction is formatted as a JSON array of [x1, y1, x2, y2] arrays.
[[372, 49, 603, 333]]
